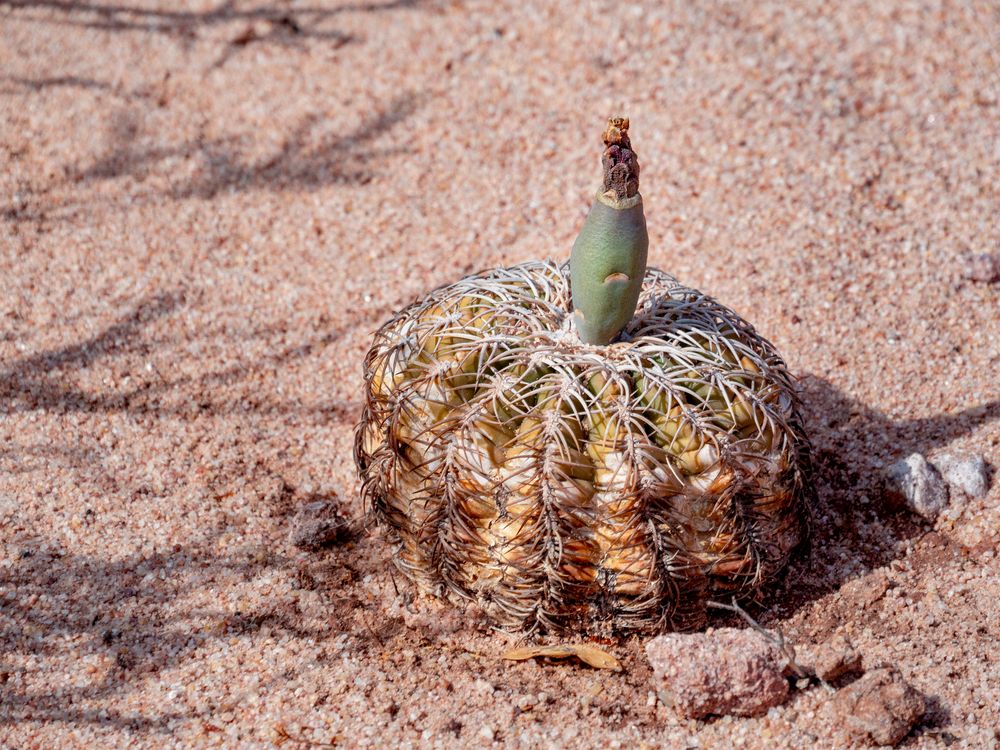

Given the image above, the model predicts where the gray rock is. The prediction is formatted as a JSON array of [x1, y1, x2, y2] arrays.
[[929, 452, 991, 499], [830, 667, 925, 746], [645, 627, 789, 719], [883, 453, 950, 520], [288, 499, 352, 550]]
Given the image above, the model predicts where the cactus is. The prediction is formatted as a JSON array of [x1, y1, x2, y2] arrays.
[[355, 119, 811, 633]]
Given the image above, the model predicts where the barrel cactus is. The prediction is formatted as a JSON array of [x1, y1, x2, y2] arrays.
[[355, 119, 811, 633]]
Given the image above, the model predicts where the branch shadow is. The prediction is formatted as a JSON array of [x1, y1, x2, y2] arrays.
[[0, 289, 386, 731], [1, 0, 426, 50], [2, 0, 425, 28], [47, 90, 420, 206], [0, 75, 115, 95], [2, 0, 431, 75], [3, 90, 422, 226], [0, 526, 378, 732], [1, 1, 427, 225], [0, 290, 359, 422]]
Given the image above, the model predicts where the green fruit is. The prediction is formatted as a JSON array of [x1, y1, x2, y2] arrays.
[[570, 193, 648, 345]]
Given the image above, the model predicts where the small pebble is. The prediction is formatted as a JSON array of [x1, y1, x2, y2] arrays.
[[961, 252, 1000, 283], [883, 453, 950, 519], [829, 667, 924, 746], [288, 498, 352, 550], [478, 724, 495, 742], [929, 452, 991, 499]]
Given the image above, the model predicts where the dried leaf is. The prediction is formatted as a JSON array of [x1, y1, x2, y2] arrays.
[[502, 643, 622, 671]]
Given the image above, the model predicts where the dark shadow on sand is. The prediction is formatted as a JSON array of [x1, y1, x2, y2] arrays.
[[755, 373, 998, 621]]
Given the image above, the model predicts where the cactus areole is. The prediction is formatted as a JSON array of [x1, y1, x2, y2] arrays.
[[355, 118, 812, 634]]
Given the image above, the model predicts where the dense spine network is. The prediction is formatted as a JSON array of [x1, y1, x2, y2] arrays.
[[356, 261, 811, 633]]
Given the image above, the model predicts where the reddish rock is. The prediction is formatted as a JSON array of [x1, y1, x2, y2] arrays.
[[830, 667, 925, 746], [645, 628, 789, 718], [797, 634, 862, 682]]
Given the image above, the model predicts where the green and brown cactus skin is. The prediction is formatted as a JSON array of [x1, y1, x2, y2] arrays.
[[355, 120, 812, 634]]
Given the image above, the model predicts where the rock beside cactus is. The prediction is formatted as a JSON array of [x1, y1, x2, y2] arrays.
[[883, 453, 950, 520], [929, 452, 991, 499], [884, 451, 991, 520], [828, 667, 925, 747], [645, 627, 790, 718]]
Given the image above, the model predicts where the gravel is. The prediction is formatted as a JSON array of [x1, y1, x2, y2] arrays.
[[2, 0, 999, 747]]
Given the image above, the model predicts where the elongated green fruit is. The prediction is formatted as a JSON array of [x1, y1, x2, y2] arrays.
[[570, 118, 649, 345]]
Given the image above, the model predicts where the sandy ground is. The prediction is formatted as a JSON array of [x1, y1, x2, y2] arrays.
[[2, 0, 1000, 747]]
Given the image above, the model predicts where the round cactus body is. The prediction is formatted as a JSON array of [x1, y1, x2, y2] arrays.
[[355, 261, 811, 633]]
